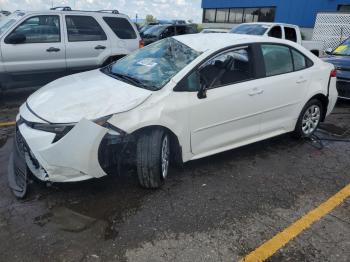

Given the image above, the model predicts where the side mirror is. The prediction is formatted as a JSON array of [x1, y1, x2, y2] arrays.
[[325, 48, 333, 55], [6, 33, 26, 44], [197, 82, 208, 99]]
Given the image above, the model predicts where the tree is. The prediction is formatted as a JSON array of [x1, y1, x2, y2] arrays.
[[146, 14, 157, 23]]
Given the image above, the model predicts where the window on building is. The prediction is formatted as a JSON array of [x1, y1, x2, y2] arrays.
[[243, 8, 260, 23], [216, 9, 229, 23], [259, 7, 275, 22], [229, 8, 244, 23], [338, 5, 350, 12], [203, 7, 275, 24], [203, 9, 216, 23]]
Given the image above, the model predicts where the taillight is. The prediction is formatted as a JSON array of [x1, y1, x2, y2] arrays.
[[139, 39, 144, 48], [330, 69, 337, 78]]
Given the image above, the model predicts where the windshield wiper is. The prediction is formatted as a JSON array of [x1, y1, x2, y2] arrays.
[[111, 72, 153, 89]]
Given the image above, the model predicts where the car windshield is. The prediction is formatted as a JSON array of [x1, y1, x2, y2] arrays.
[[0, 15, 19, 35], [231, 24, 269, 35], [332, 38, 350, 56], [143, 25, 167, 37], [104, 37, 201, 91]]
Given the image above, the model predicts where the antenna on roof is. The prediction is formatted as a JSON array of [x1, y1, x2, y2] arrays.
[[98, 10, 119, 14], [50, 6, 72, 11]]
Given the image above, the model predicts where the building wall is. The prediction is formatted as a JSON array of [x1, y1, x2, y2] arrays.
[[202, 0, 350, 28]]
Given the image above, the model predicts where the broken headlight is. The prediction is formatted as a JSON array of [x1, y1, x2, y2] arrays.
[[93, 116, 126, 136], [29, 122, 75, 143]]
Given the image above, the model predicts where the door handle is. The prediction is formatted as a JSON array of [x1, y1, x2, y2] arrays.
[[95, 45, 106, 50], [249, 88, 264, 96], [46, 47, 60, 52], [296, 79, 307, 84]]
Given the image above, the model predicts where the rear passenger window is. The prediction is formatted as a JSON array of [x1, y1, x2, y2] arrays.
[[200, 46, 254, 88], [285, 27, 297, 42], [261, 44, 293, 76], [292, 49, 307, 71], [103, 17, 136, 39], [66, 15, 107, 42]]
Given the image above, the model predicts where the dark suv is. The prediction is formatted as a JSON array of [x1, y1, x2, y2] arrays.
[[142, 24, 198, 45]]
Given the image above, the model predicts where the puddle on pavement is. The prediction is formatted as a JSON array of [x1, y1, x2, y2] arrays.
[[319, 123, 349, 137], [33, 169, 152, 240], [34, 207, 97, 233]]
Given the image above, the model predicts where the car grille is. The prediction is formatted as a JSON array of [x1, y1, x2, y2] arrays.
[[15, 126, 27, 156], [15, 126, 40, 169], [337, 80, 350, 99]]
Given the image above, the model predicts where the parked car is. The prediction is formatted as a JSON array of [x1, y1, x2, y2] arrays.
[[201, 28, 229, 34], [0, 9, 141, 91], [323, 37, 350, 99], [9, 34, 337, 198], [0, 11, 11, 21], [139, 20, 169, 35], [142, 24, 198, 45], [230, 22, 323, 56], [0, 11, 11, 16]]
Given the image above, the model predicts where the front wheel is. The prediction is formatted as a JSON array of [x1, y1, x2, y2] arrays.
[[294, 99, 323, 138], [136, 129, 170, 189]]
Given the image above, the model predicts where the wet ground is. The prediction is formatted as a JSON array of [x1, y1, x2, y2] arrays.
[[0, 92, 350, 262]]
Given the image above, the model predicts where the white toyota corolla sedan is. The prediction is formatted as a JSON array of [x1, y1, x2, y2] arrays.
[[8, 34, 338, 198]]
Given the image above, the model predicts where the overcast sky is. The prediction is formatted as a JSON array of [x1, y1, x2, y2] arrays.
[[0, 0, 202, 22]]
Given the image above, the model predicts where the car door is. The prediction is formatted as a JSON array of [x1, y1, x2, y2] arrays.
[[1, 14, 66, 89], [256, 43, 312, 135], [64, 15, 111, 73], [185, 45, 263, 156], [175, 26, 186, 36], [162, 26, 175, 39]]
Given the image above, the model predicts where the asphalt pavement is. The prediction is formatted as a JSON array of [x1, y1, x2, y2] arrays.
[[0, 92, 350, 262]]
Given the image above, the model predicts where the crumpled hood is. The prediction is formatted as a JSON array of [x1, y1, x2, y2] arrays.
[[27, 69, 152, 123]]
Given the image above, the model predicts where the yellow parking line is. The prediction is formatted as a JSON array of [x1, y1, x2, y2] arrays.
[[0, 121, 16, 127], [240, 183, 350, 262]]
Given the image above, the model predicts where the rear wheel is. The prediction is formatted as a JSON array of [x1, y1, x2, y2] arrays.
[[136, 129, 170, 188], [294, 99, 323, 138]]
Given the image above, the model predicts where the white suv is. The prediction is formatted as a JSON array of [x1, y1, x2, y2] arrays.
[[0, 9, 141, 90]]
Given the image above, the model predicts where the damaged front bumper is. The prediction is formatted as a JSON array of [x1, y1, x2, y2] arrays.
[[8, 115, 130, 185]]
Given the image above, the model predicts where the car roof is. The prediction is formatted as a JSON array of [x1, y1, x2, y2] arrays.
[[173, 33, 299, 53], [240, 22, 298, 28], [14, 10, 131, 19]]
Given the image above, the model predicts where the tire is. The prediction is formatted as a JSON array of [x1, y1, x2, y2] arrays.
[[136, 129, 170, 189], [294, 99, 323, 138]]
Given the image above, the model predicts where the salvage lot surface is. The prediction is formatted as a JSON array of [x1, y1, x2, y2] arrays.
[[0, 92, 350, 262]]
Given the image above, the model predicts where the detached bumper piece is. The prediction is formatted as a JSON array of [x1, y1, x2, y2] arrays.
[[337, 79, 350, 99], [8, 127, 31, 198]]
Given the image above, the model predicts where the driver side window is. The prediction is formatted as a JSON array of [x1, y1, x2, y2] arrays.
[[176, 46, 254, 92], [268, 26, 282, 39], [5, 15, 60, 44], [200, 46, 254, 89]]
